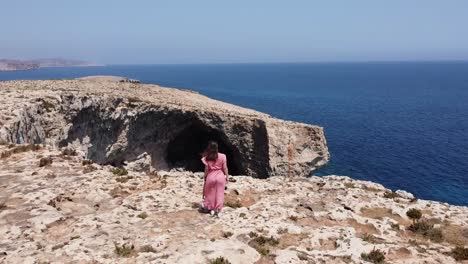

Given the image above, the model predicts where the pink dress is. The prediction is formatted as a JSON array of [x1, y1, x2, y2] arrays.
[[202, 153, 227, 211]]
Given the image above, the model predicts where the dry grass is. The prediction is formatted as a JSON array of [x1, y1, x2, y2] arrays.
[[451, 247, 468, 261], [361, 249, 385, 264], [209, 257, 231, 264], [139, 245, 157, 253], [114, 243, 135, 257], [1, 144, 41, 159], [111, 167, 128, 176], [39, 156, 53, 167]]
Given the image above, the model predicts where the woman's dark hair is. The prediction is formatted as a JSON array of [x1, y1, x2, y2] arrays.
[[204, 141, 218, 161]]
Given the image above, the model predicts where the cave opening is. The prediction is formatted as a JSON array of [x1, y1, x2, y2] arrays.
[[166, 122, 242, 175]]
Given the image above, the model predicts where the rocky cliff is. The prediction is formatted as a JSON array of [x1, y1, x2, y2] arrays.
[[0, 78, 467, 264], [0, 145, 466, 263], [0, 77, 329, 178]]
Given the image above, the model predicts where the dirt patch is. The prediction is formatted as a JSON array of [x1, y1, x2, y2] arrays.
[[442, 224, 468, 246], [360, 207, 408, 225], [318, 238, 338, 250], [346, 219, 380, 236], [387, 247, 412, 260], [278, 232, 309, 249]]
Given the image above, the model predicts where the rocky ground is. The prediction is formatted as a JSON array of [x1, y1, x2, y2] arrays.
[[0, 144, 467, 264]]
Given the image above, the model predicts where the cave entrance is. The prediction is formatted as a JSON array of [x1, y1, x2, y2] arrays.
[[166, 123, 242, 175]]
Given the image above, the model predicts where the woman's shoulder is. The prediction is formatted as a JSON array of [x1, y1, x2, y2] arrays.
[[218, 153, 227, 160]]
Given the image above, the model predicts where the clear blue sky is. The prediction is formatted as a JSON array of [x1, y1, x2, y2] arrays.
[[1, 0, 468, 64]]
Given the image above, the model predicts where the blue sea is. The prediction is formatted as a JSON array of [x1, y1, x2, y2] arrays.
[[1, 62, 467, 206]]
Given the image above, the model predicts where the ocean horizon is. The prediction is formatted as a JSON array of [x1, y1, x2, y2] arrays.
[[1, 61, 467, 206]]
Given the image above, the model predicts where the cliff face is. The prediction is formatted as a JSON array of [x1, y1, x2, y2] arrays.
[[0, 77, 329, 177]]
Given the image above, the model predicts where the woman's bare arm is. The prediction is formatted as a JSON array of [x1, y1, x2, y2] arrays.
[[223, 157, 229, 181]]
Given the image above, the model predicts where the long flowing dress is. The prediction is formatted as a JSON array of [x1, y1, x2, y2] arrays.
[[202, 153, 227, 211]]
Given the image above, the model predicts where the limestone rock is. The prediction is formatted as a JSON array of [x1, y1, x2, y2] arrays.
[[0, 78, 329, 177], [0, 145, 466, 264]]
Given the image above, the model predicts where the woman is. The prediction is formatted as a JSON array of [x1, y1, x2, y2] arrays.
[[201, 141, 228, 217]]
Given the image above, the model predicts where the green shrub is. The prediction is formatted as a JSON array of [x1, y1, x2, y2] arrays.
[[208, 257, 231, 264], [361, 249, 385, 264], [248, 231, 258, 238], [408, 220, 443, 242], [390, 223, 400, 230], [361, 233, 379, 243], [111, 167, 128, 176], [137, 212, 148, 219], [61, 148, 77, 156], [39, 157, 53, 167], [82, 159, 93, 165], [114, 243, 134, 257], [451, 247, 468, 261], [224, 200, 242, 208], [383, 191, 399, 199], [116, 176, 133, 183], [406, 208, 422, 222], [256, 247, 270, 256], [222, 231, 233, 238], [253, 235, 279, 246]]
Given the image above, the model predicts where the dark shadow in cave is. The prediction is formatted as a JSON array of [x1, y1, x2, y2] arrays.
[[166, 122, 243, 175]]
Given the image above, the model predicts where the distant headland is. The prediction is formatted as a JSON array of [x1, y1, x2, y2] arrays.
[[0, 58, 101, 71]]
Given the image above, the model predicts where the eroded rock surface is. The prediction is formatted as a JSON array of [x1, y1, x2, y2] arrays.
[[0, 145, 466, 264], [0, 78, 329, 177]]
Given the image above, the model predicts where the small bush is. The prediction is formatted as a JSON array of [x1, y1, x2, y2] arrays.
[[277, 227, 288, 234], [111, 167, 128, 176], [408, 220, 432, 233], [289, 215, 298, 222], [140, 245, 157, 253], [209, 257, 231, 264], [82, 160, 93, 166], [137, 212, 148, 219], [390, 223, 400, 231], [425, 228, 443, 243], [408, 220, 443, 242], [222, 231, 233, 238], [361, 233, 379, 243], [361, 249, 385, 264], [383, 191, 399, 199], [61, 148, 77, 156], [344, 182, 355, 188], [224, 200, 242, 208], [83, 165, 97, 174], [116, 176, 133, 183], [1, 144, 42, 159], [451, 247, 468, 261], [253, 235, 279, 246], [39, 157, 53, 167], [239, 212, 246, 218], [256, 247, 270, 256], [114, 243, 135, 257], [248, 231, 258, 238], [406, 208, 422, 222]]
